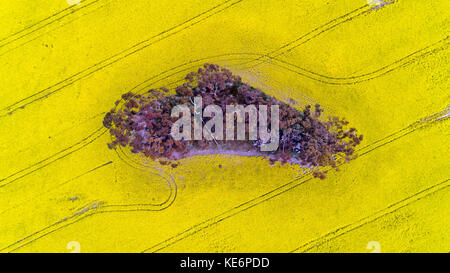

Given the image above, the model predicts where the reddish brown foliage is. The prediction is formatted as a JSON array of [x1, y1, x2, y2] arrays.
[[103, 64, 363, 178]]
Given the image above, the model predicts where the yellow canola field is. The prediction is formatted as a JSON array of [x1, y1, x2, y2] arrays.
[[0, 0, 448, 252]]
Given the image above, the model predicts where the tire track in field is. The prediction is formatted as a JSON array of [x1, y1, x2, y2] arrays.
[[246, 35, 450, 85], [0, 0, 102, 50], [238, 0, 398, 69], [291, 178, 450, 253], [0, 0, 115, 58], [0, 164, 178, 253], [0, 0, 245, 118], [0, 126, 107, 189], [0, 161, 113, 216]]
